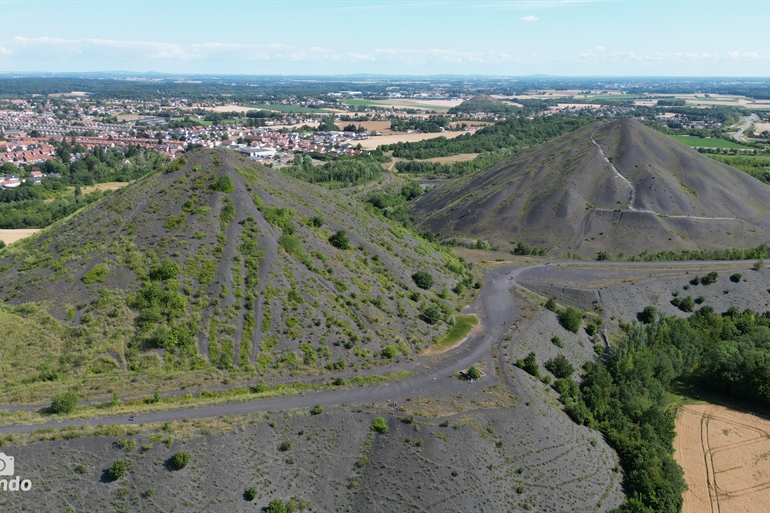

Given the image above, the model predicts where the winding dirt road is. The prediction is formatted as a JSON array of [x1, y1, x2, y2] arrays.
[[0, 259, 755, 434]]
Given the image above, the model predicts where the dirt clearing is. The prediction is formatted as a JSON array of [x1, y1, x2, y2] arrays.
[[0, 229, 40, 245], [675, 403, 770, 513]]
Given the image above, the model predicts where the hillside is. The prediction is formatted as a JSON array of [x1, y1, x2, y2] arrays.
[[0, 148, 471, 402], [411, 118, 770, 257], [448, 94, 513, 114]]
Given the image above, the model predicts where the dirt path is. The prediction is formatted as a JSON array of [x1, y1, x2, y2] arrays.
[[675, 403, 770, 513], [590, 125, 744, 222]]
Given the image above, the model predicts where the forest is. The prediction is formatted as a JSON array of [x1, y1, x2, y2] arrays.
[[280, 154, 383, 189], [556, 301, 770, 513], [381, 114, 596, 159]]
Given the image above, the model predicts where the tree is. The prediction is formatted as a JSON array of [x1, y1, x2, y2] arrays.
[[108, 460, 128, 480], [640, 306, 658, 324], [411, 271, 434, 290], [419, 304, 442, 325], [400, 181, 423, 201], [557, 307, 582, 333], [172, 451, 191, 470], [328, 230, 350, 250], [50, 390, 79, 414], [544, 354, 575, 379]]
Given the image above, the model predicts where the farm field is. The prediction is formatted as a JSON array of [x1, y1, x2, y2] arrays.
[[359, 130, 468, 150], [343, 98, 462, 111], [245, 104, 331, 113], [675, 403, 770, 513], [671, 135, 753, 149], [0, 229, 40, 245], [423, 153, 479, 164]]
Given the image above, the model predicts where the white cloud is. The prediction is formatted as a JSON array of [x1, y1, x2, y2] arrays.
[[521, 15, 539, 22]]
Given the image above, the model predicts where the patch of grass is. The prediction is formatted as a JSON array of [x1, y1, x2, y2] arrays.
[[427, 315, 478, 352]]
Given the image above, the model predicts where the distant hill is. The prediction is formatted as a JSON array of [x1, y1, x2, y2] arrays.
[[449, 94, 514, 114], [0, 148, 471, 399], [411, 119, 770, 258]]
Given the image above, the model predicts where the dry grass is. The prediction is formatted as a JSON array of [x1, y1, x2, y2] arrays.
[[75, 182, 129, 195], [422, 153, 479, 164], [0, 229, 41, 245], [675, 403, 770, 513]]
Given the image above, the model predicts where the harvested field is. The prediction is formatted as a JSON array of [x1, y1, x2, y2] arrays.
[[77, 182, 129, 194], [754, 122, 770, 133], [359, 130, 468, 150], [423, 153, 479, 164], [0, 229, 40, 245], [675, 403, 770, 513], [343, 99, 462, 111]]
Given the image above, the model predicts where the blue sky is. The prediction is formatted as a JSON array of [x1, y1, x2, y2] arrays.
[[0, 0, 768, 76]]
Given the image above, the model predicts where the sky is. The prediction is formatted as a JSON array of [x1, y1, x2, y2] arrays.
[[0, 0, 768, 76]]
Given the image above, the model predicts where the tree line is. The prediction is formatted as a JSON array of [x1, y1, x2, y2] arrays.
[[380, 114, 596, 159], [556, 299, 770, 513]]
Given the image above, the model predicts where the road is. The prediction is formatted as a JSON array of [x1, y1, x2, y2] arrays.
[[0, 258, 757, 435], [734, 113, 757, 142], [0, 264, 535, 434]]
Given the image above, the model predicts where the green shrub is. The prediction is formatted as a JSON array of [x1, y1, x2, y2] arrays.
[[82, 263, 108, 284], [544, 298, 557, 311], [411, 271, 434, 290], [149, 259, 180, 281], [50, 390, 79, 414], [171, 451, 190, 469], [278, 440, 293, 452], [211, 175, 234, 193], [671, 295, 694, 312], [702, 271, 718, 285], [371, 417, 389, 434], [517, 352, 540, 378], [108, 460, 128, 480], [245, 487, 258, 501], [640, 306, 658, 324], [381, 344, 398, 359], [467, 365, 482, 380], [730, 273, 742, 283], [544, 354, 574, 379], [265, 499, 287, 513], [328, 230, 350, 250], [557, 307, 582, 333], [551, 336, 563, 348], [419, 304, 442, 325], [310, 404, 324, 415]]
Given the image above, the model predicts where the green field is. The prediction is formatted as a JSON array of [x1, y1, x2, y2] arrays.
[[247, 104, 330, 113], [671, 135, 753, 149]]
